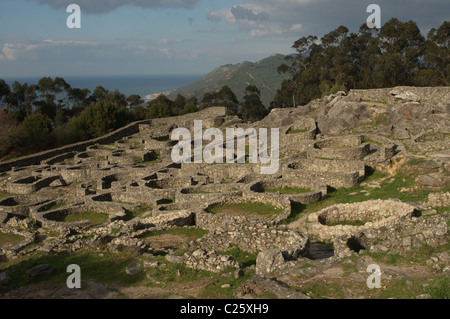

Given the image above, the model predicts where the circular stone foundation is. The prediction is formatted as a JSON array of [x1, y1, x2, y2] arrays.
[[249, 179, 327, 204], [307, 199, 416, 242], [32, 204, 121, 229], [204, 193, 291, 223]]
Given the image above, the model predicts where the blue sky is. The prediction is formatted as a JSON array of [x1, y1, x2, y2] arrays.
[[0, 0, 449, 77]]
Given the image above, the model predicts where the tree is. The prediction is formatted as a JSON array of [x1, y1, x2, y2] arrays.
[[146, 94, 174, 119], [277, 35, 318, 107], [422, 21, 450, 85], [21, 113, 53, 148], [0, 110, 21, 158], [0, 80, 10, 110], [200, 86, 239, 114], [127, 94, 143, 107], [76, 100, 130, 138], [240, 85, 268, 122]]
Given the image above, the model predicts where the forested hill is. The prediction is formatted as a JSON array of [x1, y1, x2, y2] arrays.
[[167, 54, 289, 106]]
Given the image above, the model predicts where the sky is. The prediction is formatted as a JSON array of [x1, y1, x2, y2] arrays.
[[0, 0, 449, 77]]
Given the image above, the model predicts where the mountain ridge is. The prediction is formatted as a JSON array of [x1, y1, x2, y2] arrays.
[[166, 54, 289, 106]]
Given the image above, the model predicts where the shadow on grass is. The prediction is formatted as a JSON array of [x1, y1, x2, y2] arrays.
[[0, 250, 145, 295]]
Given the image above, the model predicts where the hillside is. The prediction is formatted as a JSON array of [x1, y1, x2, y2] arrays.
[[167, 54, 289, 106]]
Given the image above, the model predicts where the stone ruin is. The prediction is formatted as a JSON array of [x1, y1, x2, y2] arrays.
[[0, 86, 448, 292]]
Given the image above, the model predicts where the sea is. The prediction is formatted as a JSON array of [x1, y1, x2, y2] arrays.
[[1, 75, 203, 100]]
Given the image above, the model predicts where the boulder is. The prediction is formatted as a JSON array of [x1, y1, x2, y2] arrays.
[[165, 254, 184, 264], [26, 264, 54, 277], [418, 173, 443, 189], [256, 249, 285, 277], [125, 263, 142, 275], [390, 89, 421, 103]]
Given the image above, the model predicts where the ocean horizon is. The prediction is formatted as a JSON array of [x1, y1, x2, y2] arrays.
[[1, 74, 203, 100]]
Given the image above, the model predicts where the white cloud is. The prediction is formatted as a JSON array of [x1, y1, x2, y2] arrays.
[[290, 24, 303, 32], [0, 43, 17, 61], [156, 38, 184, 45], [28, 0, 201, 14], [0, 39, 98, 62], [158, 48, 174, 59]]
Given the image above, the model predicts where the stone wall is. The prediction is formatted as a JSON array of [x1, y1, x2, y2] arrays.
[[334, 212, 449, 257], [0, 119, 151, 173], [306, 199, 416, 242], [196, 213, 309, 258]]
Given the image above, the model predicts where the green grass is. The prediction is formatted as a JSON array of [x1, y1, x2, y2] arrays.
[[207, 201, 283, 218], [197, 268, 256, 299], [54, 212, 109, 225], [264, 186, 313, 194], [364, 242, 450, 267], [284, 169, 435, 224], [0, 250, 145, 293], [0, 192, 10, 199], [123, 204, 152, 221], [295, 281, 346, 299], [423, 275, 450, 299], [0, 232, 25, 248], [218, 245, 258, 268]]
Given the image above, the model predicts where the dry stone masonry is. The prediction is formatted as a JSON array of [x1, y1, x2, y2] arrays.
[[0, 86, 449, 292]]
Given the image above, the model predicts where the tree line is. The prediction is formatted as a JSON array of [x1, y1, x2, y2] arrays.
[[273, 18, 449, 108], [0, 75, 267, 159]]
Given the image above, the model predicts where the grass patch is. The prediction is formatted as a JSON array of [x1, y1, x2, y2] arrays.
[[423, 275, 450, 299], [0, 192, 11, 199], [218, 245, 258, 268], [0, 250, 145, 293], [296, 281, 346, 299], [264, 186, 313, 194], [207, 201, 283, 218], [0, 232, 25, 248], [123, 204, 152, 221], [54, 212, 109, 225], [285, 169, 434, 224], [198, 268, 256, 299]]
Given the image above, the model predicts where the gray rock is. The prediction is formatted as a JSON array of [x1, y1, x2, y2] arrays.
[[165, 254, 184, 264], [0, 272, 10, 286], [143, 260, 159, 269], [125, 263, 142, 275], [26, 264, 54, 277], [252, 276, 310, 299], [418, 173, 443, 188], [256, 249, 285, 277]]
